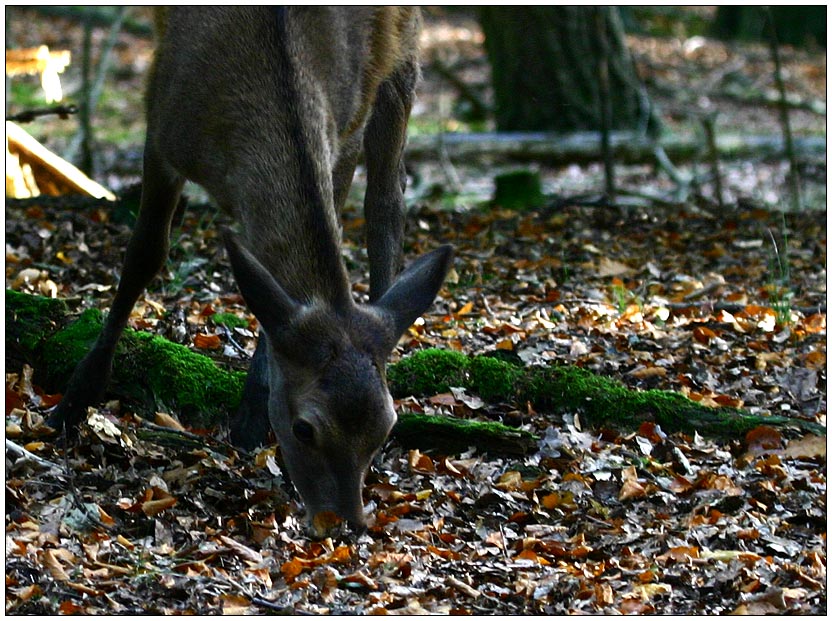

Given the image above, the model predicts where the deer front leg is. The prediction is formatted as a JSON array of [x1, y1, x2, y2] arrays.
[[363, 62, 418, 302], [49, 149, 183, 433]]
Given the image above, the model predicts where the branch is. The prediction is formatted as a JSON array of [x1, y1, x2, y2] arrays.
[[6, 439, 61, 470], [405, 131, 826, 166]]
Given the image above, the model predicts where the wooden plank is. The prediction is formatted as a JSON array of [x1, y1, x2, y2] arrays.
[[6, 121, 116, 200]]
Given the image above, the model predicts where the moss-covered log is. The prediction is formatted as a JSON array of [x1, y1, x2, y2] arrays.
[[5, 291, 535, 455], [7, 291, 822, 451], [7, 290, 245, 429], [388, 349, 825, 439]]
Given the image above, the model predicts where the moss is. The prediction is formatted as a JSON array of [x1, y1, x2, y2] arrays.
[[31, 297, 245, 427], [124, 330, 245, 427], [40, 308, 103, 387], [388, 348, 470, 397], [394, 411, 535, 456], [6, 290, 68, 354], [212, 312, 250, 330], [468, 356, 521, 402], [388, 349, 825, 439], [493, 170, 545, 210]]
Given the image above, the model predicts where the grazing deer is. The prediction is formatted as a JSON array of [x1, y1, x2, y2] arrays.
[[50, 7, 453, 536]]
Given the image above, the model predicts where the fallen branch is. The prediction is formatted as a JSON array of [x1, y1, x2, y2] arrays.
[[387, 349, 825, 438], [8, 291, 821, 455], [5, 104, 78, 123], [5, 438, 61, 470], [6, 290, 535, 456], [405, 131, 826, 166]]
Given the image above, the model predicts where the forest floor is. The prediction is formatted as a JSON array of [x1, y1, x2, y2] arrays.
[[5, 7, 827, 615]]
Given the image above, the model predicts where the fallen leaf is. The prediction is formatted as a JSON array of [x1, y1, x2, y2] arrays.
[[782, 435, 826, 459], [193, 332, 222, 350], [154, 411, 186, 431]]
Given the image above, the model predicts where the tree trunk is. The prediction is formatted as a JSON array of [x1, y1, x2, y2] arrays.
[[479, 7, 655, 133], [712, 6, 826, 49]]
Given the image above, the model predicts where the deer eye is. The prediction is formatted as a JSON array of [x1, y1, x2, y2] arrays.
[[293, 419, 316, 445]]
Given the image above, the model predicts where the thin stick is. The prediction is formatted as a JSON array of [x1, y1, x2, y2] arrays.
[[5, 438, 61, 470], [701, 113, 726, 211], [764, 7, 802, 211]]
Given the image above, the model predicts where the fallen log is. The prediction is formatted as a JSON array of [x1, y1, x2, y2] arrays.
[[405, 130, 826, 166], [8, 291, 821, 454], [5, 290, 536, 456], [387, 349, 825, 439]]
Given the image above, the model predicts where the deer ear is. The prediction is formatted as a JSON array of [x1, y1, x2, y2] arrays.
[[375, 245, 453, 341], [223, 229, 301, 337]]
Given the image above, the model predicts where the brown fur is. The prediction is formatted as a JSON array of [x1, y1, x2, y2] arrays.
[[51, 7, 452, 537]]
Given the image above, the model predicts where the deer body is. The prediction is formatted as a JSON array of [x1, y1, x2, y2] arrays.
[[51, 7, 453, 535]]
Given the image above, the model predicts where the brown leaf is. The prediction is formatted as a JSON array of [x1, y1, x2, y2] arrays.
[[745, 426, 783, 455], [219, 535, 263, 564], [154, 411, 186, 432], [141, 496, 177, 516], [495, 470, 522, 491], [193, 332, 222, 350], [408, 450, 435, 473], [428, 393, 457, 406], [782, 434, 826, 459], [42, 549, 70, 582]]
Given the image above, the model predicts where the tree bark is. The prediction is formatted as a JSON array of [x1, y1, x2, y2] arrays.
[[479, 7, 654, 133]]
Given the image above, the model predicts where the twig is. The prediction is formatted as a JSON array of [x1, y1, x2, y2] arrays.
[[701, 113, 726, 212], [6, 104, 78, 123], [65, 6, 129, 166], [251, 598, 314, 615], [446, 575, 482, 599], [5, 438, 61, 470], [764, 7, 802, 212], [138, 419, 244, 456]]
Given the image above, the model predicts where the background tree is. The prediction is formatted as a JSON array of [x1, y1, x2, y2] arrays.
[[479, 7, 657, 134], [712, 6, 826, 49]]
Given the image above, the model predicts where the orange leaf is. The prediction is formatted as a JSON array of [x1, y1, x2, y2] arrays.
[[454, 301, 474, 318], [801, 313, 826, 334], [193, 332, 222, 350], [495, 338, 515, 351], [141, 496, 177, 516], [514, 549, 550, 565], [154, 412, 186, 431], [745, 426, 783, 454], [281, 558, 305, 582], [59, 600, 84, 615], [804, 350, 826, 369], [692, 326, 716, 344]]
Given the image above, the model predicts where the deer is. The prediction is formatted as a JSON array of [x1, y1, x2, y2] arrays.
[[48, 7, 453, 537]]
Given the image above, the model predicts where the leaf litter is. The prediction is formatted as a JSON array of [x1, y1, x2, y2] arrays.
[[5, 201, 827, 614], [4, 8, 827, 615]]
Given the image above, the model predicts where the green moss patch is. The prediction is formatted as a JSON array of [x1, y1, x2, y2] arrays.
[[388, 348, 824, 439]]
